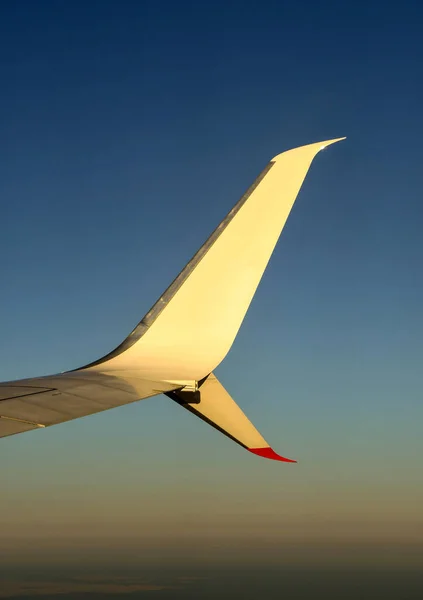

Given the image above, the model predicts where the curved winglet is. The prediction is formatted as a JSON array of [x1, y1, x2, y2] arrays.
[[87, 137, 346, 383]]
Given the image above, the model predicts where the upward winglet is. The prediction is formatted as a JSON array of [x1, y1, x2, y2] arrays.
[[86, 137, 345, 384]]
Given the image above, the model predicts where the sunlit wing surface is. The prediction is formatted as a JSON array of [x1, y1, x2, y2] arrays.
[[0, 138, 345, 461]]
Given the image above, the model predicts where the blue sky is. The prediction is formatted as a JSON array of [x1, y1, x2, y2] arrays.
[[1, 0, 422, 575]]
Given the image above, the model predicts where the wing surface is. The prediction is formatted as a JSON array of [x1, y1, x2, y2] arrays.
[[0, 372, 178, 438]]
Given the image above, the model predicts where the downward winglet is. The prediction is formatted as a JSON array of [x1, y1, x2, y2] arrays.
[[167, 372, 296, 463]]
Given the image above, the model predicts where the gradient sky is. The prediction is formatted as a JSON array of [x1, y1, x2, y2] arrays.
[[1, 0, 422, 587]]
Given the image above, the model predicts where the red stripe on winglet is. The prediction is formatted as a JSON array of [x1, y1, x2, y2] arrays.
[[248, 447, 297, 463]]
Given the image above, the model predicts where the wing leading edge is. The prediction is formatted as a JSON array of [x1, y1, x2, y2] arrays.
[[1, 138, 345, 460]]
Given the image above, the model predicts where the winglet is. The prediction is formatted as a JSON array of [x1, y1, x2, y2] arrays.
[[167, 373, 297, 464], [248, 447, 297, 463], [85, 137, 346, 383]]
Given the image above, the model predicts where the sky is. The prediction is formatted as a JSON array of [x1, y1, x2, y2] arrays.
[[1, 0, 423, 597]]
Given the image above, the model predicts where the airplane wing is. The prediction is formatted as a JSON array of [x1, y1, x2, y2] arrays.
[[0, 138, 345, 460]]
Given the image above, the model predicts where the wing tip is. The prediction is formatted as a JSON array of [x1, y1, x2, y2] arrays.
[[271, 136, 346, 162], [248, 446, 297, 463]]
